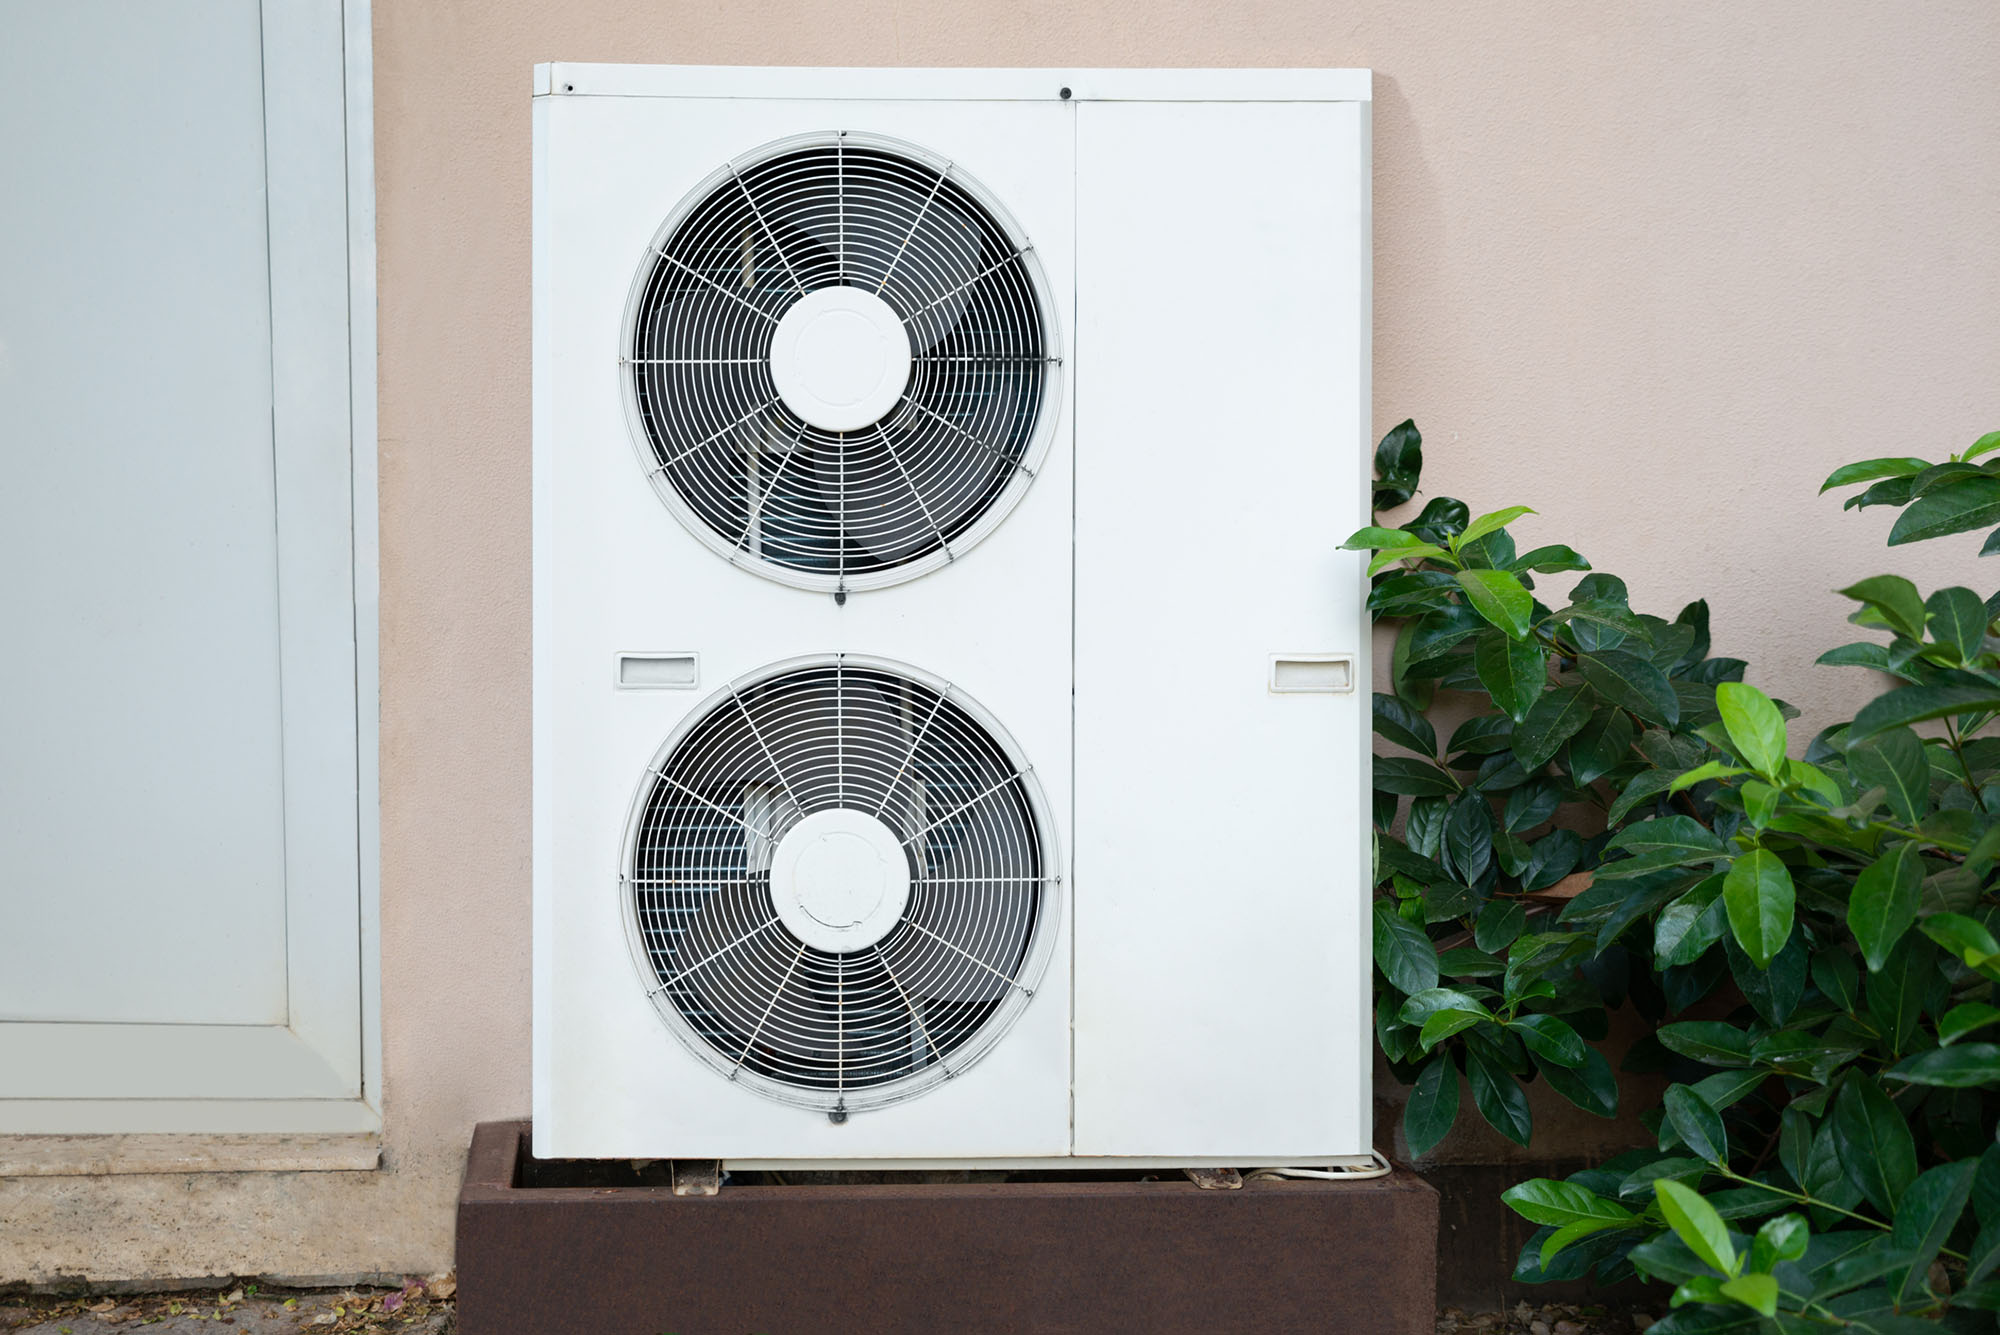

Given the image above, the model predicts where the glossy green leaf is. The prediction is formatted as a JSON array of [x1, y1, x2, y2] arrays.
[[1368, 542, 1451, 577], [1968, 1221, 2000, 1289], [1373, 756, 1460, 797], [1342, 525, 1430, 551], [1722, 849, 1794, 968], [1921, 911, 2000, 970], [1508, 1014, 1587, 1068], [1535, 1046, 1619, 1118], [1654, 1179, 1738, 1276], [1802, 1119, 1864, 1212], [1371, 692, 1438, 756], [1658, 1021, 1754, 1067], [1716, 1274, 1777, 1317], [1833, 1075, 1918, 1213], [1399, 987, 1488, 1026], [1502, 780, 1560, 835], [1846, 728, 1931, 824], [1457, 505, 1537, 551], [1662, 1084, 1729, 1164], [1738, 779, 1778, 827], [1501, 1177, 1635, 1228], [1890, 474, 2000, 545], [1566, 708, 1635, 787], [1656, 888, 1729, 968], [1726, 929, 1807, 1027], [1850, 682, 2000, 741], [1448, 714, 1516, 757], [1667, 1275, 1727, 1309], [1837, 575, 1928, 641], [1606, 815, 1724, 859], [1810, 948, 1861, 1012], [1474, 629, 1546, 721], [1887, 1160, 1976, 1304], [1538, 1216, 1634, 1271], [1689, 1068, 1768, 1114], [1372, 420, 1423, 509], [1888, 1044, 2000, 1088], [1436, 946, 1505, 977], [1748, 1214, 1809, 1274], [1608, 768, 1676, 824], [1464, 905, 1524, 961], [1666, 759, 1748, 795], [1940, 1002, 2000, 1046], [1620, 1158, 1709, 1201], [1514, 684, 1593, 771], [1442, 792, 1494, 885], [1817, 641, 1902, 674], [1715, 682, 1787, 777], [1962, 430, 2000, 463], [1581, 650, 1680, 727], [1372, 903, 1439, 996], [1926, 586, 1989, 663], [1404, 1053, 1459, 1157], [1466, 1045, 1532, 1146], [1419, 1006, 1489, 1051], [1868, 934, 1940, 1056], [1820, 457, 1931, 493], [1847, 841, 1923, 971], [1510, 544, 1591, 574], [1456, 568, 1535, 640]]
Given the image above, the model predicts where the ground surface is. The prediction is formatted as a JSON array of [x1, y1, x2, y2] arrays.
[[1438, 1301, 1658, 1335], [0, 1281, 454, 1335], [2, 1288, 1652, 1334]]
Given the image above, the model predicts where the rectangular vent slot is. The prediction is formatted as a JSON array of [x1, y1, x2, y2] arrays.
[[617, 652, 700, 689], [1269, 655, 1354, 694]]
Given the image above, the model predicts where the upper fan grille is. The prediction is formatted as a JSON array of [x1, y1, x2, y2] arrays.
[[622, 656, 1059, 1114], [622, 133, 1062, 592]]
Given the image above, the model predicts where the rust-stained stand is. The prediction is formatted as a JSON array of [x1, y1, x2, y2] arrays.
[[457, 1121, 1438, 1335]]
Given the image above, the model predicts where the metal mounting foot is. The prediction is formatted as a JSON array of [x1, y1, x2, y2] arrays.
[[670, 1160, 721, 1196], [1182, 1166, 1243, 1190]]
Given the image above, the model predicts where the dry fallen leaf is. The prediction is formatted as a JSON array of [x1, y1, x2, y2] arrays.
[[85, 1299, 117, 1313], [1533, 870, 1594, 901], [425, 1276, 456, 1301]]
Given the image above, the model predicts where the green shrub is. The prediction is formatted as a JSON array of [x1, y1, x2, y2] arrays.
[[1351, 423, 2000, 1330]]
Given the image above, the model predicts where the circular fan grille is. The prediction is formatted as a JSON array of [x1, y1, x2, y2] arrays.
[[623, 656, 1059, 1114], [622, 133, 1062, 591]]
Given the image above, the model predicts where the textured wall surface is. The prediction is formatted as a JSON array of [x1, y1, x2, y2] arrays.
[[6, 0, 1996, 1283]]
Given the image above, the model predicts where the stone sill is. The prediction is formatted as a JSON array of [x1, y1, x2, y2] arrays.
[[0, 1133, 382, 1177]]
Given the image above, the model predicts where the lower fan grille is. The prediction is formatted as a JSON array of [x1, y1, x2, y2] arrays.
[[623, 656, 1058, 1114]]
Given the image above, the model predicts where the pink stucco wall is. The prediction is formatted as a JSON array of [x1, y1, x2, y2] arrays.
[[8, 0, 1997, 1280]]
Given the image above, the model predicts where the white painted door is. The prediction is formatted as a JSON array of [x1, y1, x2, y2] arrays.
[[0, 1, 375, 1132]]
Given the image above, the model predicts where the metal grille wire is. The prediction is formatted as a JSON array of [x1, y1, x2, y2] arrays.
[[622, 656, 1059, 1114], [622, 132, 1062, 591]]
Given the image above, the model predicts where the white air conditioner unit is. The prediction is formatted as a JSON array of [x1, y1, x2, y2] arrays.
[[533, 64, 1374, 1168]]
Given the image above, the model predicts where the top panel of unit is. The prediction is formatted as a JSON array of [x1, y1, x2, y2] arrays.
[[532, 64, 1371, 104]]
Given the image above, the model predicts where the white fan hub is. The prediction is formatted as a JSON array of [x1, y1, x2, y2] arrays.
[[768, 808, 912, 952], [768, 286, 913, 432]]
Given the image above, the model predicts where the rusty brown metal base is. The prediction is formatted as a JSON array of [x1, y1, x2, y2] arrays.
[[458, 1121, 1439, 1335]]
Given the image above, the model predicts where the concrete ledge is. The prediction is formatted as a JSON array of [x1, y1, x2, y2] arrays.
[[458, 1120, 1438, 1335], [0, 1133, 382, 1177]]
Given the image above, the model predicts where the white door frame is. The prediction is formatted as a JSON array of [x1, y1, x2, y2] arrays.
[[0, 0, 379, 1136]]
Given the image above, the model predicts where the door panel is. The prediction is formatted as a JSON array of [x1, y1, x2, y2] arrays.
[[1071, 100, 1373, 1157], [0, 1, 368, 1123], [0, 2, 287, 1026]]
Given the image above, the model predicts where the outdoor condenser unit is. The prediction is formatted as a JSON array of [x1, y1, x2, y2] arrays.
[[532, 64, 1374, 1167]]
